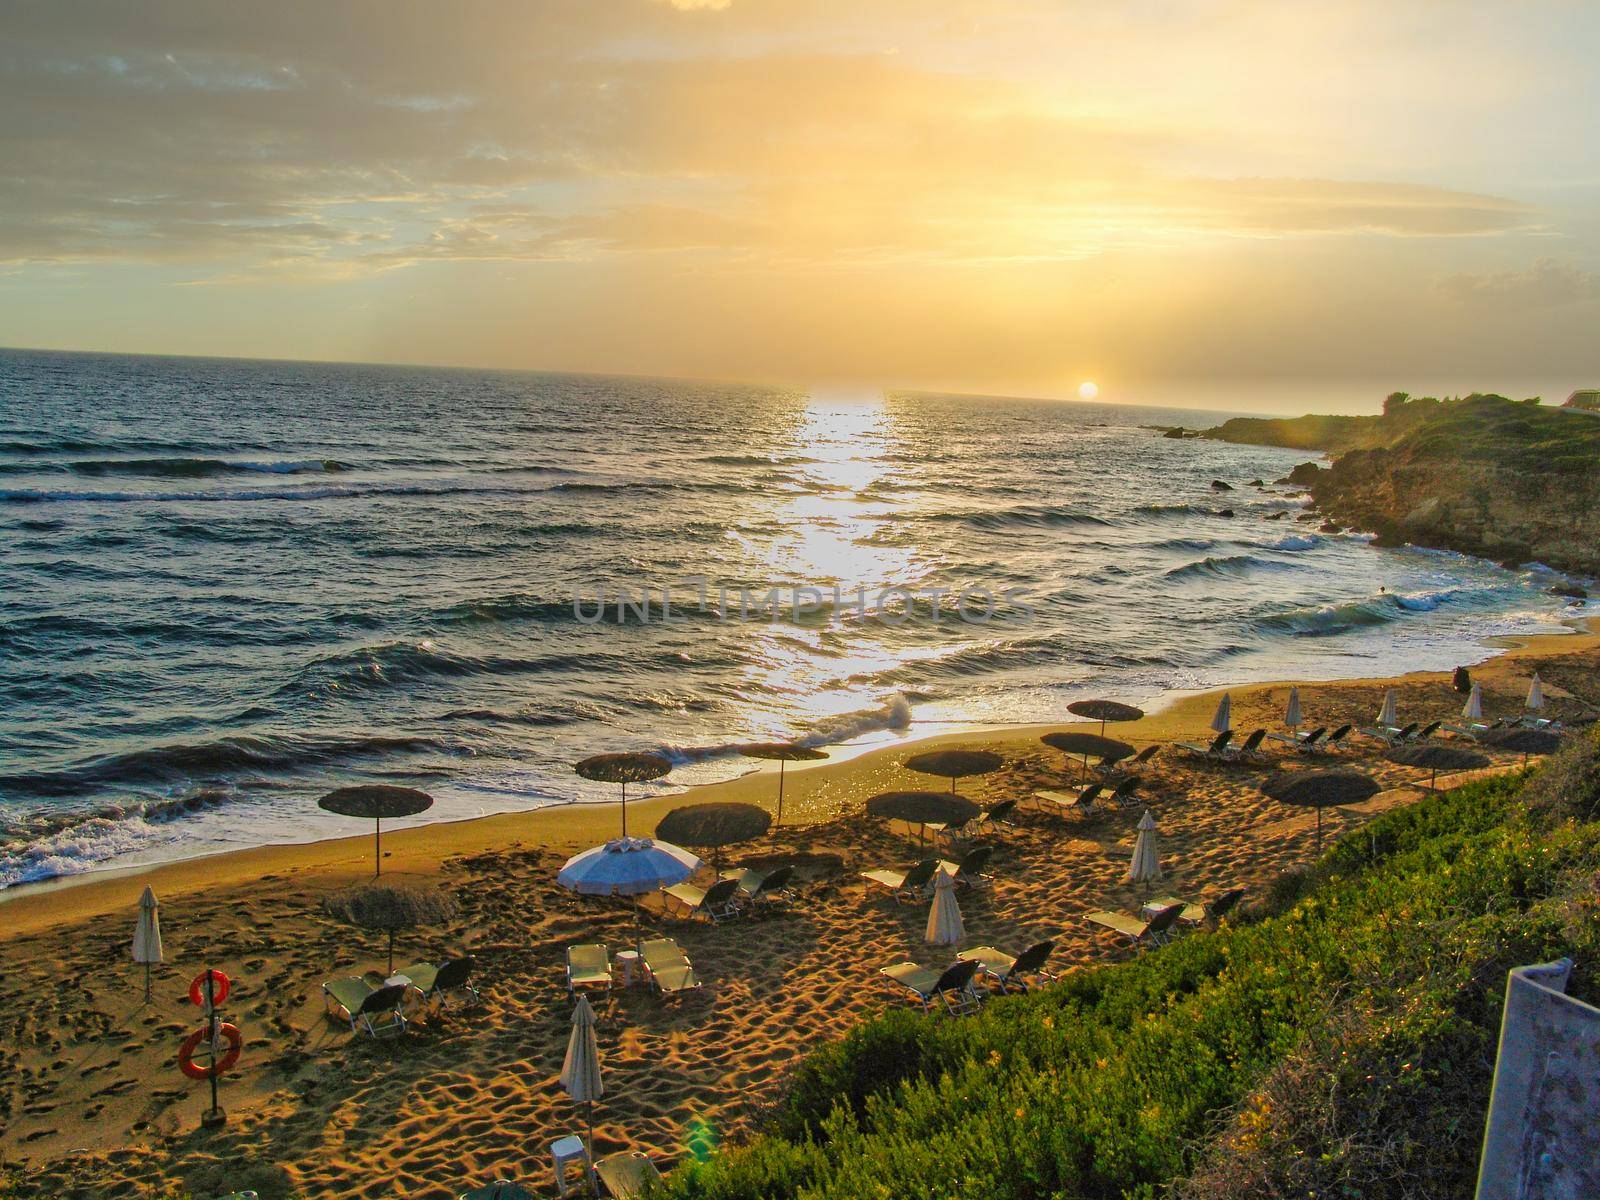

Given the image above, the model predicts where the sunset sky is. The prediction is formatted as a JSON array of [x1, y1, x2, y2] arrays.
[[2, 1, 1597, 410]]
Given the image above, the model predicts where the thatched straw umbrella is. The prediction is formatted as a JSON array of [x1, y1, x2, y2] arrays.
[[1485, 726, 1561, 768], [904, 749, 1003, 795], [1067, 699, 1145, 738], [1386, 744, 1490, 792], [739, 742, 826, 828], [318, 785, 434, 877], [323, 883, 458, 975], [575, 751, 672, 839], [867, 791, 977, 843], [655, 802, 772, 866], [1262, 769, 1381, 853], [1041, 731, 1135, 780]]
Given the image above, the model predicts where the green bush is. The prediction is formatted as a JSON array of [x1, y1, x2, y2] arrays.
[[656, 764, 1600, 1200]]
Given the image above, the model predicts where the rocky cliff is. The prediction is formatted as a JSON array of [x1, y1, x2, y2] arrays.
[[1207, 394, 1600, 578]]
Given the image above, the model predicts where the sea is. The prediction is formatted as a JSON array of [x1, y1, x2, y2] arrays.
[[0, 348, 1580, 888]]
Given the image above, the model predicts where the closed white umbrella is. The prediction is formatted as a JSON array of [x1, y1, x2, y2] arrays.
[[557, 837, 700, 896], [132, 885, 163, 1003], [1526, 673, 1545, 712], [560, 995, 603, 1140], [1463, 682, 1484, 722], [1210, 694, 1232, 734], [1284, 687, 1302, 731], [925, 868, 964, 945], [1377, 689, 1398, 729], [1126, 809, 1163, 891]]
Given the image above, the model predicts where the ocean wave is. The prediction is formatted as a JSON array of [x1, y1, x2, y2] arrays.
[[1254, 587, 1462, 637], [924, 503, 1115, 531], [1165, 553, 1303, 582], [0, 732, 439, 800], [1133, 503, 1215, 517], [1271, 534, 1320, 551], [0, 479, 558, 505], [22, 457, 353, 479]]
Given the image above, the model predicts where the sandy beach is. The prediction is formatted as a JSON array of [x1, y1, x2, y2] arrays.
[[1, 618, 1593, 1199]]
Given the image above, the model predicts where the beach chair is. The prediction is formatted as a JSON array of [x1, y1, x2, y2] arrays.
[[593, 1150, 662, 1198], [1268, 725, 1324, 751], [1033, 783, 1101, 817], [1103, 778, 1140, 809], [957, 940, 1056, 993], [1320, 723, 1353, 752], [1445, 717, 1504, 741], [860, 857, 939, 903], [1124, 744, 1161, 770], [880, 958, 984, 1014], [459, 1183, 533, 1200], [565, 944, 611, 997], [661, 876, 742, 923], [1227, 729, 1268, 760], [322, 978, 410, 1038], [1360, 720, 1417, 746], [638, 937, 701, 995], [972, 798, 1018, 833], [1176, 730, 1232, 760], [1083, 901, 1187, 948], [721, 863, 794, 906], [925, 813, 974, 848], [396, 956, 480, 1010], [1408, 720, 1442, 741], [937, 844, 994, 890], [1139, 887, 1245, 928]]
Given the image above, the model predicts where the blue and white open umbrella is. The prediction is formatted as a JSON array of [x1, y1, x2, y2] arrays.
[[558, 837, 701, 897]]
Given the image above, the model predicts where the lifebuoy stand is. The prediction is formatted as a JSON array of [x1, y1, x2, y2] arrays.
[[184, 967, 234, 1127]]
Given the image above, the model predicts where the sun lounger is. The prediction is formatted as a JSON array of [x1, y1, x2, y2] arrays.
[[860, 857, 939, 902], [1407, 720, 1442, 741], [1124, 744, 1161, 769], [936, 845, 994, 889], [323, 978, 410, 1037], [662, 876, 742, 923], [1083, 901, 1187, 948], [925, 814, 974, 847], [1176, 730, 1233, 760], [973, 798, 1017, 833], [458, 1182, 532, 1200], [1226, 729, 1268, 760], [396, 956, 479, 1009], [720, 863, 794, 905], [638, 937, 701, 995], [565, 944, 612, 997], [1140, 887, 1245, 928], [1446, 718, 1507, 741], [1033, 783, 1101, 816], [1318, 723, 1353, 752], [1360, 721, 1417, 746], [957, 940, 1056, 993], [594, 1150, 662, 1198], [1268, 726, 1325, 751], [1102, 778, 1140, 809], [880, 958, 983, 1014]]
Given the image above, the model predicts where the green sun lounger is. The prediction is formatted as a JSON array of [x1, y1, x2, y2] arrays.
[[566, 944, 612, 996], [639, 937, 701, 995], [322, 977, 410, 1037], [594, 1150, 662, 1197]]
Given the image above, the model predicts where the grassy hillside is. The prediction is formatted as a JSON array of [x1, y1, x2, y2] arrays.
[[656, 735, 1600, 1199]]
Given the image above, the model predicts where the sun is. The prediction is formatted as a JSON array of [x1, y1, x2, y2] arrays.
[[1078, 380, 1099, 401]]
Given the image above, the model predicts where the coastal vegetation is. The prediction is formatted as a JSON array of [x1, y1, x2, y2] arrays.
[[1207, 393, 1600, 576], [656, 731, 1600, 1199]]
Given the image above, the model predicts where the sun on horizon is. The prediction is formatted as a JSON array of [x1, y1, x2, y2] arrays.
[[1078, 381, 1099, 401]]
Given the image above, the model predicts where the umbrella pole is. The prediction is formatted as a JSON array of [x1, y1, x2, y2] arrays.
[[776, 760, 785, 831], [620, 781, 628, 839], [374, 817, 382, 877], [143, 961, 151, 1004], [1315, 808, 1323, 854], [387, 929, 395, 975]]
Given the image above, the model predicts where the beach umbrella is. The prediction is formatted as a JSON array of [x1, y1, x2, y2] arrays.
[[317, 785, 434, 877], [739, 742, 826, 829], [1263, 769, 1381, 853], [1126, 809, 1162, 894], [904, 748, 1003, 794], [574, 751, 672, 839], [655, 802, 771, 866], [323, 883, 458, 975], [1211, 694, 1233, 733], [925, 868, 964, 945], [1041, 731, 1136, 779], [132, 885, 163, 1003], [1462, 683, 1483, 722], [1067, 699, 1145, 738], [560, 994, 603, 1142], [1377, 689, 1398, 729], [1526, 673, 1546, 713], [1485, 726, 1561, 768], [1284, 687, 1302, 732], [866, 790, 978, 828], [1386, 744, 1490, 792], [557, 837, 701, 897]]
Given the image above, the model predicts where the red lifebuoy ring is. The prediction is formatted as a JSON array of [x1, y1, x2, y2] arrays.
[[188, 970, 231, 1008], [178, 1023, 242, 1079]]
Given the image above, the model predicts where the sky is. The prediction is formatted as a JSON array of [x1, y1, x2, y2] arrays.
[[2, 0, 1598, 412]]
